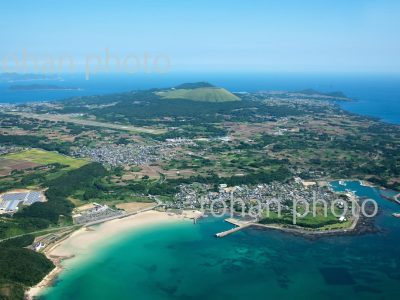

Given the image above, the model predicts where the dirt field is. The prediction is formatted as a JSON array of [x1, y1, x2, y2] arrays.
[[0, 159, 40, 176], [116, 202, 155, 213], [74, 203, 97, 212]]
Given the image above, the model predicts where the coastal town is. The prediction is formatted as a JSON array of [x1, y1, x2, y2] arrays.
[[172, 179, 353, 222], [1, 86, 399, 300], [0, 81, 399, 300], [2, 0, 400, 298]]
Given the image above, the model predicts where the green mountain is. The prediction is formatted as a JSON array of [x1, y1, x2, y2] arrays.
[[174, 82, 215, 89], [156, 82, 240, 102]]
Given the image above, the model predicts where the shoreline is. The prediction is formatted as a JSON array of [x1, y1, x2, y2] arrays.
[[25, 210, 202, 300], [220, 187, 375, 240], [25, 255, 72, 300], [246, 191, 380, 240], [23, 180, 391, 298]]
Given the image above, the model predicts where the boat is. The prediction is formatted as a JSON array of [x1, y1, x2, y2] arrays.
[[339, 180, 346, 186], [392, 213, 400, 218]]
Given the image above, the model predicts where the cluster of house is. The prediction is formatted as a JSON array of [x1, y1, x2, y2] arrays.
[[272, 127, 300, 136], [172, 180, 349, 219], [71, 139, 195, 167], [0, 103, 17, 111], [0, 145, 19, 156]]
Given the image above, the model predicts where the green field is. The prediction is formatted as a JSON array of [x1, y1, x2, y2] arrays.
[[2, 149, 88, 170], [259, 206, 351, 230], [156, 87, 240, 102]]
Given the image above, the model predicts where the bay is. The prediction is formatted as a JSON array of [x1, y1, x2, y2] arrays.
[[42, 181, 400, 300]]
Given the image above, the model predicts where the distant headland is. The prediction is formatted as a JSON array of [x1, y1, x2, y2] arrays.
[[9, 84, 81, 91]]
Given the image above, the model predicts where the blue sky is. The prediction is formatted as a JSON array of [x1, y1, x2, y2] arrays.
[[1, 0, 399, 73]]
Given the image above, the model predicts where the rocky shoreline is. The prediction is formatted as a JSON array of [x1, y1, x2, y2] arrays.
[[247, 204, 380, 241]]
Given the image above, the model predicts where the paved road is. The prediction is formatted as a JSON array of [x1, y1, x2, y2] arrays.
[[7, 112, 165, 134], [0, 224, 81, 243]]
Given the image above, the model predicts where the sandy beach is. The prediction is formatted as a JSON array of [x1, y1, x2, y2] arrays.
[[26, 210, 201, 299]]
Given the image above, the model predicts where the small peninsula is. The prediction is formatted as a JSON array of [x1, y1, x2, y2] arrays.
[[9, 84, 81, 91]]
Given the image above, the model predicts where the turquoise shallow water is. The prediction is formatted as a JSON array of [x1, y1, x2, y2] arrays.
[[42, 182, 400, 300]]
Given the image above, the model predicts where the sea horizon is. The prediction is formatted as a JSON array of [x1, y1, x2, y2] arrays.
[[2, 2, 400, 300], [1, 72, 400, 125]]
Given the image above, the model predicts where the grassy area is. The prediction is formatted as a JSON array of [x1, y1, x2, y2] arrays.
[[156, 87, 240, 102], [2, 149, 88, 170], [130, 166, 142, 172], [69, 195, 154, 211], [259, 206, 351, 230]]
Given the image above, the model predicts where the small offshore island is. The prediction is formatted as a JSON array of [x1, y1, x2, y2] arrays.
[[0, 82, 399, 299], [9, 84, 81, 91]]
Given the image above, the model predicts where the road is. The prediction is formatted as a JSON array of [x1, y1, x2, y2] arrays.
[[0, 199, 164, 243], [7, 112, 165, 134], [0, 224, 82, 243]]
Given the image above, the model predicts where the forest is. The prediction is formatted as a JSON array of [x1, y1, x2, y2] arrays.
[[0, 235, 54, 300]]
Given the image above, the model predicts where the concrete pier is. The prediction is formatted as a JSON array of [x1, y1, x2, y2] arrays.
[[215, 218, 252, 238], [215, 225, 249, 238], [224, 218, 246, 227]]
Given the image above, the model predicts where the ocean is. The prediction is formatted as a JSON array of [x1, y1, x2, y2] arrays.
[[0, 72, 399, 124], [41, 182, 400, 300], [3, 73, 400, 299]]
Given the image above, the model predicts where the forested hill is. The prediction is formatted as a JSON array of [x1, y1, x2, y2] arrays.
[[294, 89, 349, 100], [0, 235, 55, 299], [174, 82, 215, 89]]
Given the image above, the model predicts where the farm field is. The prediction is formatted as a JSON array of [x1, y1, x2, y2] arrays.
[[1, 149, 88, 171], [0, 159, 40, 176]]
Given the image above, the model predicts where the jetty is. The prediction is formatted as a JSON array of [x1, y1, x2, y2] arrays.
[[395, 194, 400, 205], [380, 192, 400, 205], [215, 218, 252, 238]]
